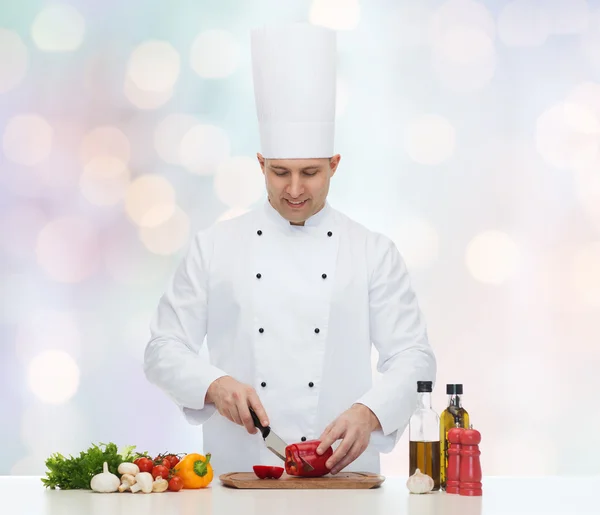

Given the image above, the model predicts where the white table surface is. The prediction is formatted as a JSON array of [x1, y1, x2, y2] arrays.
[[2, 475, 598, 515]]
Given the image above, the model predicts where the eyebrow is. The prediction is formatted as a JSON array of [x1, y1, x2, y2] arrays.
[[269, 165, 320, 172]]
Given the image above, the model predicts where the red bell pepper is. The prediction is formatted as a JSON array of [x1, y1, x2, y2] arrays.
[[284, 440, 333, 478], [253, 465, 284, 479]]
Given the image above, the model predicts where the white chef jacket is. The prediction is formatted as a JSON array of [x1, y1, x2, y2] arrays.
[[144, 199, 436, 476]]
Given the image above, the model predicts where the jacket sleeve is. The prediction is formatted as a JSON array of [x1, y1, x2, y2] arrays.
[[355, 235, 437, 453], [143, 228, 228, 424]]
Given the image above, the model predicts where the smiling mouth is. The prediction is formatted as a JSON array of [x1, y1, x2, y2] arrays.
[[285, 199, 308, 208]]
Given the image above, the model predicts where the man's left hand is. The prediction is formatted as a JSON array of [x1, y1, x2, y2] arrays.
[[316, 403, 381, 475]]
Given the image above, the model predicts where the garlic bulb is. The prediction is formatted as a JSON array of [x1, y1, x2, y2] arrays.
[[90, 462, 120, 493], [406, 468, 434, 494]]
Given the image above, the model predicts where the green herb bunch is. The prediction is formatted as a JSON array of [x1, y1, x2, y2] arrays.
[[41, 442, 138, 490]]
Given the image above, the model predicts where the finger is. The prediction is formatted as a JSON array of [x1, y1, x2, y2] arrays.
[[248, 391, 269, 427], [325, 430, 356, 470], [330, 440, 363, 475], [228, 406, 243, 426], [317, 423, 343, 455], [237, 399, 257, 434], [318, 422, 334, 442]]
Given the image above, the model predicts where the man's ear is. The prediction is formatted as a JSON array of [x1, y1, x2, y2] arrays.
[[329, 154, 341, 176], [257, 152, 266, 174]]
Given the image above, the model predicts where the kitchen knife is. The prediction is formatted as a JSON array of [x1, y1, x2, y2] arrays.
[[248, 407, 314, 471]]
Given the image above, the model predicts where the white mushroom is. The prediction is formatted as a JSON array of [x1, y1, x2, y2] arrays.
[[118, 462, 140, 476], [130, 472, 153, 494], [118, 473, 136, 493], [152, 477, 169, 493], [90, 462, 120, 493]]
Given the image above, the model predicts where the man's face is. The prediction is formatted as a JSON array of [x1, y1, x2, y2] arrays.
[[257, 153, 341, 225]]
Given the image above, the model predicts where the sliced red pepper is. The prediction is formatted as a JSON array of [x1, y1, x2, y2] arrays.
[[252, 465, 284, 479], [284, 440, 333, 478]]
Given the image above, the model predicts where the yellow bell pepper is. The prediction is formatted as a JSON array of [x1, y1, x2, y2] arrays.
[[175, 453, 213, 489]]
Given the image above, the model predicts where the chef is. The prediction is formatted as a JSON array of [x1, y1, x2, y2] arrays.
[[144, 23, 436, 476]]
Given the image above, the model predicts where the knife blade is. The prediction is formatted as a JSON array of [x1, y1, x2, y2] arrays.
[[248, 407, 314, 471], [248, 407, 287, 462]]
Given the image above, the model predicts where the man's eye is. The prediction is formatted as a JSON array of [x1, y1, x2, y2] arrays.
[[304, 172, 317, 177]]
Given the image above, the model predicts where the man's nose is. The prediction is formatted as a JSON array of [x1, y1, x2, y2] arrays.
[[287, 175, 304, 198]]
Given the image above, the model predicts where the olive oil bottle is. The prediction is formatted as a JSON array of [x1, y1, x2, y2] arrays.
[[439, 384, 469, 490], [409, 380, 440, 491]]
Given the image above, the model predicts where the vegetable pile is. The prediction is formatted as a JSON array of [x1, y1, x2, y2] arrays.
[[41, 443, 213, 493]]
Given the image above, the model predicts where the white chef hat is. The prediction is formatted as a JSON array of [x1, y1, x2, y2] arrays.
[[250, 23, 337, 159]]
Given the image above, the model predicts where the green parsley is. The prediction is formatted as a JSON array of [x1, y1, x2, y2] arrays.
[[41, 442, 138, 490]]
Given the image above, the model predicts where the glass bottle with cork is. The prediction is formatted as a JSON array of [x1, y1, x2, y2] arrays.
[[439, 383, 469, 490], [409, 380, 440, 491]]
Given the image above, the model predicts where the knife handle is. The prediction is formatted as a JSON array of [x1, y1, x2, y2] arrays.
[[249, 406, 270, 438]]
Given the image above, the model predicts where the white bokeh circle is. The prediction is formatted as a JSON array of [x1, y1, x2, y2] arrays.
[[535, 102, 599, 170], [465, 230, 521, 284], [180, 124, 231, 175], [80, 126, 131, 165], [309, 0, 361, 31], [0, 29, 28, 93], [213, 156, 265, 208], [125, 174, 176, 227], [154, 113, 199, 165], [80, 155, 131, 206], [566, 82, 600, 126], [124, 77, 173, 110], [31, 4, 86, 52], [27, 350, 80, 404], [127, 40, 180, 93], [139, 206, 190, 255]]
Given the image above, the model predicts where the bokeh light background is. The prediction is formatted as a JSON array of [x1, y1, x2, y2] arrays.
[[1, 0, 599, 477]]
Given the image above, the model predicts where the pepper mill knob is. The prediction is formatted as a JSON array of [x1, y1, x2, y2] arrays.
[[448, 427, 464, 444], [461, 426, 481, 445]]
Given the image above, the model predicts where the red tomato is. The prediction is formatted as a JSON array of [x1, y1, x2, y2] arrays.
[[152, 464, 170, 480], [168, 476, 184, 492], [253, 465, 284, 479], [134, 457, 154, 473], [165, 455, 180, 468]]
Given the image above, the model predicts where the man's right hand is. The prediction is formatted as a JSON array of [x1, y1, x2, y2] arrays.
[[205, 376, 269, 435]]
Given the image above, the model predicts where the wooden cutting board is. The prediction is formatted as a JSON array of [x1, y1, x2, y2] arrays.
[[219, 471, 385, 489]]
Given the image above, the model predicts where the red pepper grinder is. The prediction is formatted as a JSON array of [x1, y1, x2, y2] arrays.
[[446, 426, 463, 494], [459, 425, 482, 496]]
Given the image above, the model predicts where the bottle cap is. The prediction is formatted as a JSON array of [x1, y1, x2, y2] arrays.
[[417, 381, 433, 392], [446, 384, 463, 394]]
